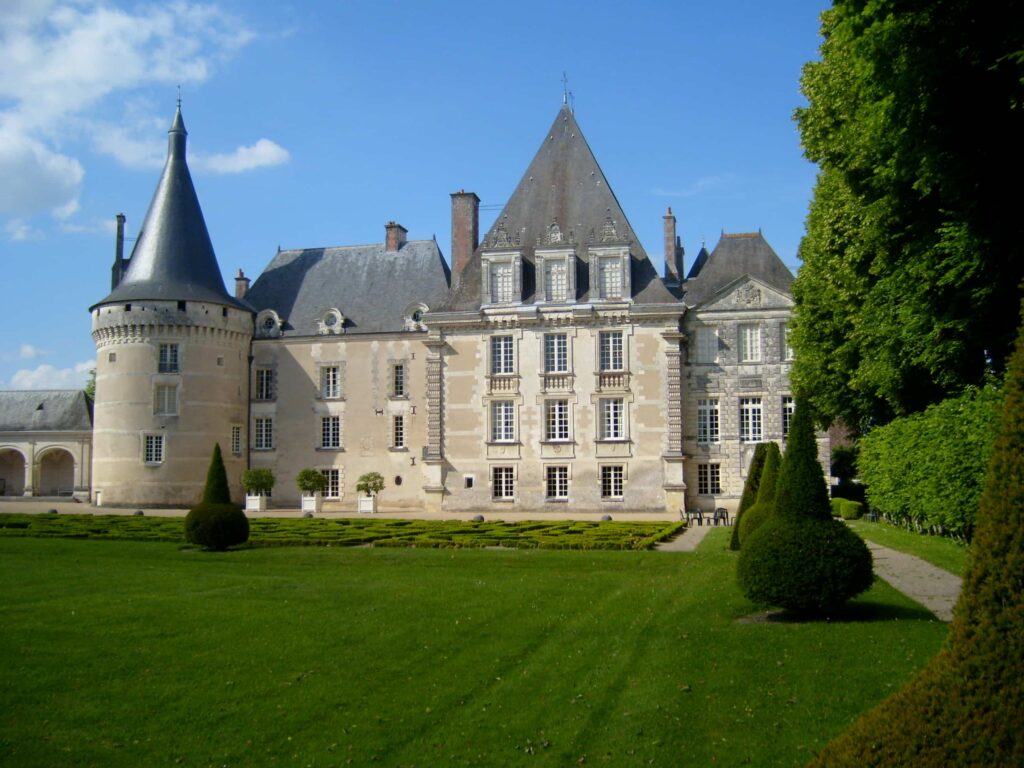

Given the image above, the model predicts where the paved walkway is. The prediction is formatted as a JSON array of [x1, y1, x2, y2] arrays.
[[865, 541, 962, 622], [655, 520, 720, 552]]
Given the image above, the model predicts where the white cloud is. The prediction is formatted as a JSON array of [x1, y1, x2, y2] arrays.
[[653, 175, 735, 199], [10, 360, 92, 389], [0, 128, 84, 218], [19, 344, 49, 359], [5, 218, 40, 241], [196, 139, 291, 174]]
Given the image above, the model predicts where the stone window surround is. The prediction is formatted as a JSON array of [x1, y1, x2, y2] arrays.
[[599, 463, 626, 500], [480, 250, 523, 306], [142, 433, 164, 465], [588, 245, 632, 302], [535, 246, 577, 304], [544, 463, 570, 501]]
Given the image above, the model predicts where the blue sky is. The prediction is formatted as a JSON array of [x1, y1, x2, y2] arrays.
[[0, 0, 829, 389]]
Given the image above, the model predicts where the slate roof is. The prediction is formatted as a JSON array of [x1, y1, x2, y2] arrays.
[[246, 240, 451, 335], [93, 107, 248, 311], [443, 106, 677, 310], [0, 390, 93, 432], [682, 232, 793, 307]]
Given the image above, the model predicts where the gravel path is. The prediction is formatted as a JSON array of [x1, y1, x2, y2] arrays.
[[865, 541, 963, 622], [654, 521, 719, 552]]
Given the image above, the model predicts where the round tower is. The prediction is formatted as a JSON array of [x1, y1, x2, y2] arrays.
[[89, 106, 253, 507]]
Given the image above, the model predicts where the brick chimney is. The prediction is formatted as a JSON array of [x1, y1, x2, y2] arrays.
[[111, 212, 127, 290], [235, 268, 250, 299], [385, 221, 407, 252], [663, 207, 684, 285], [450, 190, 479, 286]]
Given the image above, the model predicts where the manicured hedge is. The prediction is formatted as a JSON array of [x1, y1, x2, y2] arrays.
[[839, 500, 863, 520], [830, 498, 845, 517], [857, 385, 1002, 540]]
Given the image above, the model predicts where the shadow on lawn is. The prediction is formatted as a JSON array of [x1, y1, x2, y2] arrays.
[[738, 600, 939, 625]]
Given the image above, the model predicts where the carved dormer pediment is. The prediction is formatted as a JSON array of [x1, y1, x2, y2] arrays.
[[698, 275, 793, 313]]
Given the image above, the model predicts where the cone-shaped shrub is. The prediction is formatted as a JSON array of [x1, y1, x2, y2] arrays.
[[185, 443, 248, 551], [811, 317, 1024, 766], [730, 443, 769, 550], [737, 402, 872, 614], [737, 441, 781, 545]]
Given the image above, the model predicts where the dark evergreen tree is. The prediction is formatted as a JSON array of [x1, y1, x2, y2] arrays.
[[185, 443, 248, 551], [730, 442, 769, 550], [201, 442, 231, 504], [737, 441, 781, 545]]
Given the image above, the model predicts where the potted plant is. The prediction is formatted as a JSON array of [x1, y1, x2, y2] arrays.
[[296, 468, 327, 514], [355, 471, 385, 513], [242, 468, 275, 513]]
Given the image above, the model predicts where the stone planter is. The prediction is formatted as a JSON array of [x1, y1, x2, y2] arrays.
[[301, 492, 322, 515], [245, 494, 268, 513], [357, 495, 377, 514]]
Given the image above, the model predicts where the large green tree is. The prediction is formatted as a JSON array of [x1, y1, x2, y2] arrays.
[[792, 0, 1024, 430]]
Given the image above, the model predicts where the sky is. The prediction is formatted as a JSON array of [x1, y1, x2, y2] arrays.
[[0, 0, 830, 390]]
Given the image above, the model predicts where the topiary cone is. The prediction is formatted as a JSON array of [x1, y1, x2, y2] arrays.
[[810, 314, 1024, 766], [737, 441, 781, 545], [731, 442, 769, 550], [201, 442, 232, 505]]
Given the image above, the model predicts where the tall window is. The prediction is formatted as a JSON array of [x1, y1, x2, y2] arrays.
[[490, 335, 514, 375], [392, 414, 405, 449], [492, 466, 515, 500], [154, 384, 177, 415], [545, 466, 569, 500], [781, 323, 794, 361], [255, 368, 274, 401], [254, 417, 274, 450], [697, 464, 722, 495], [544, 333, 568, 373], [230, 425, 242, 456], [143, 434, 164, 464], [599, 398, 624, 440], [490, 262, 515, 303], [695, 327, 718, 364], [600, 465, 624, 499], [320, 468, 340, 499], [320, 366, 341, 399], [544, 400, 570, 441], [599, 331, 624, 371], [782, 395, 795, 437], [697, 399, 720, 444], [391, 363, 406, 398], [158, 343, 179, 373], [320, 415, 341, 449], [598, 257, 623, 299], [490, 401, 515, 442], [738, 324, 762, 363], [544, 259, 568, 302], [740, 397, 763, 442]]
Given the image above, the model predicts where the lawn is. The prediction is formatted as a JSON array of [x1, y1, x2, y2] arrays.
[[846, 519, 970, 575], [0, 529, 948, 767]]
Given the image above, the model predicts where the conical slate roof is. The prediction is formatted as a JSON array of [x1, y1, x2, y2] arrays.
[[93, 107, 247, 310], [444, 105, 676, 309]]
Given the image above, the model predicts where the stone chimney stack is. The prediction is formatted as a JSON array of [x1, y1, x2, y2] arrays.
[[111, 212, 127, 290], [663, 207, 684, 284], [385, 221, 407, 252], [235, 268, 250, 299], [450, 190, 480, 285]]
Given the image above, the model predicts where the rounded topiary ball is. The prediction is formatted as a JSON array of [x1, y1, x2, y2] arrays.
[[184, 502, 249, 551], [737, 517, 873, 615]]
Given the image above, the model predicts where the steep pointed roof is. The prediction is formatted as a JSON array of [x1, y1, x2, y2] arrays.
[[682, 232, 793, 307], [93, 107, 247, 310], [444, 106, 676, 309]]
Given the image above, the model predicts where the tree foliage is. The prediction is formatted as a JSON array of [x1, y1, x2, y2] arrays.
[[730, 442, 769, 550], [791, 1, 1024, 430], [736, 442, 781, 546], [201, 443, 232, 505]]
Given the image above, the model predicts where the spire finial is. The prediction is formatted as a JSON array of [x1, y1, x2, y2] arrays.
[[176, 84, 181, 110], [562, 72, 568, 105]]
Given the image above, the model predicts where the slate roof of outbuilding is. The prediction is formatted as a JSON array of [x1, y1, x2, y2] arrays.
[[245, 240, 451, 335], [0, 390, 93, 432], [443, 106, 677, 310], [682, 232, 793, 307], [93, 107, 249, 311]]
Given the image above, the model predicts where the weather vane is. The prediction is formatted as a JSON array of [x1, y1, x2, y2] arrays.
[[561, 72, 574, 113], [176, 84, 181, 109]]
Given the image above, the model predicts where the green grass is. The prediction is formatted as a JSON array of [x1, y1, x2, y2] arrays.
[[0, 513, 681, 550], [0, 529, 948, 767], [847, 519, 970, 575]]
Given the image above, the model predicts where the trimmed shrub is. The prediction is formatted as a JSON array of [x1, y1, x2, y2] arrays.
[[730, 443, 769, 550], [242, 468, 275, 496], [296, 468, 328, 494], [830, 497, 845, 517], [201, 443, 232, 504], [839, 500, 863, 520], [356, 472, 385, 497], [184, 502, 250, 550], [811, 313, 1024, 766], [737, 442, 781, 545]]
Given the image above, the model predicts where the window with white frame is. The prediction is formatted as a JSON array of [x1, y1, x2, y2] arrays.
[[154, 384, 177, 415], [544, 399, 570, 441], [489, 261, 516, 303], [545, 465, 569, 500], [254, 417, 274, 450], [392, 414, 405, 449], [782, 396, 795, 438], [600, 465, 624, 500], [255, 368, 274, 401], [320, 365, 341, 399], [740, 397, 763, 442], [544, 333, 568, 373], [143, 434, 164, 464], [231, 425, 242, 456], [738, 324, 762, 363], [158, 343, 179, 373], [391, 363, 406, 398], [599, 331, 624, 371], [320, 468, 341, 499], [543, 259, 568, 302], [320, 415, 341, 449], [490, 335, 514, 375], [781, 323, 794, 361], [598, 257, 623, 299], [490, 400, 515, 442], [697, 463, 722, 495], [492, 466, 515, 500], [697, 399, 720, 444], [695, 327, 719, 364], [599, 398, 625, 440]]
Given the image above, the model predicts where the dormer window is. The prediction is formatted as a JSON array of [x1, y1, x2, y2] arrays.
[[491, 262, 514, 302], [403, 302, 429, 331], [588, 245, 631, 302], [545, 260, 567, 301], [256, 310, 282, 339], [481, 251, 522, 306], [318, 308, 345, 335], [536, 248, 576, 304]]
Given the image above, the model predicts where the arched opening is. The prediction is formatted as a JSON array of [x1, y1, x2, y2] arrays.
[[0, 449, 26, 496], [38, 449, 75, 496]]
